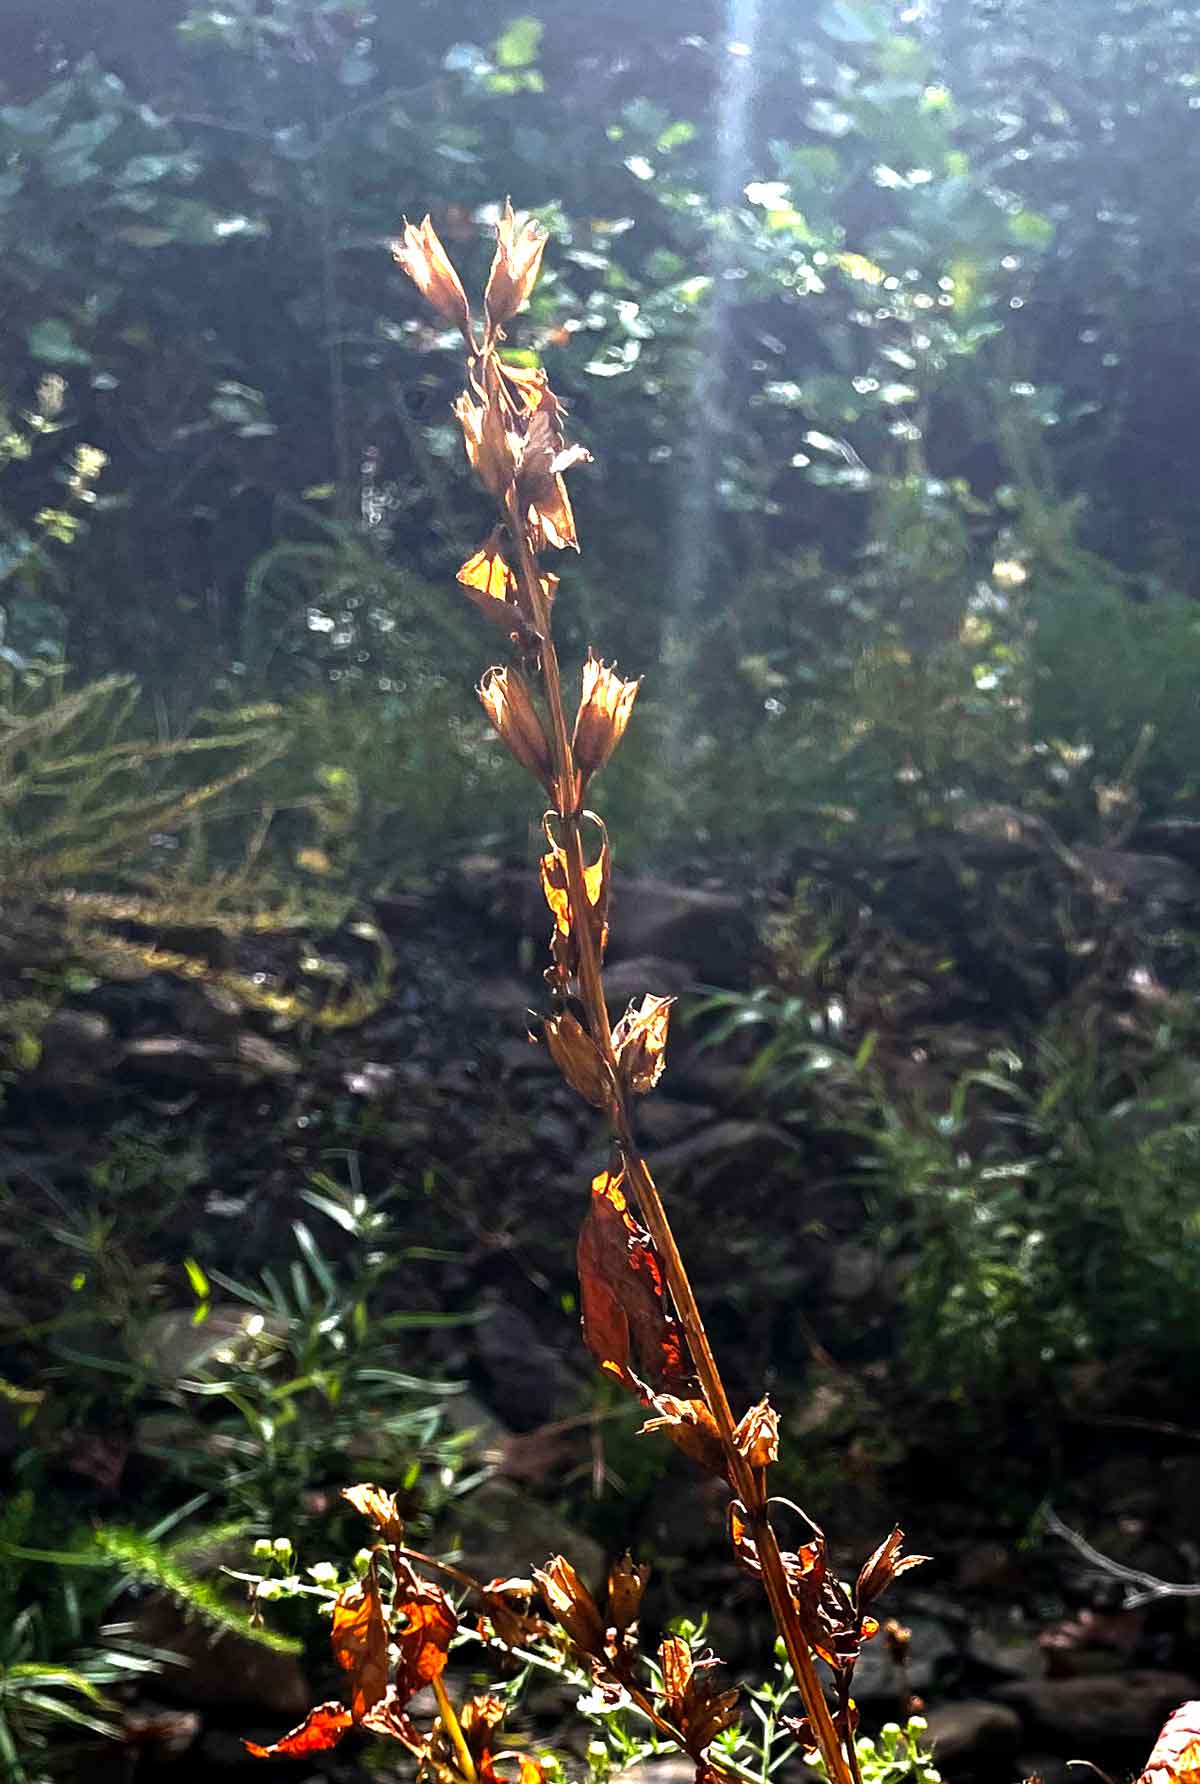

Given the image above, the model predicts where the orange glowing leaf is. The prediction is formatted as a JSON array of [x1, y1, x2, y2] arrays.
[[244, 1702, 352, 1759], [393, 1564, 456, 1701], [333, 1573, 388, 1723], [611, 994, 673, 1095], [459, 537, 518, 603], [1139, 1703, 1200, 1784]]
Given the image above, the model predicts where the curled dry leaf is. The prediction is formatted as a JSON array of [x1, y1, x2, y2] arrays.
[[244, 1701, 353, 1759], [606, 1552, 650, 1633], [340, 1482, 404, 1543], [544, 1009, 611, 1108], [479, 666, 555, 792], [485, 199, 548, 332], [732, 1397, 779, 1470], [577, 1167, 688, 1396], [573, 651, 640, 782], [612, 994, 673, 1096], [855, 1527, 929, 1608], [640, 1394, 726, 1480], [533, 1554, 606, 1656], [479, 1576, 547, 1648], [392, 216, 472, 335]]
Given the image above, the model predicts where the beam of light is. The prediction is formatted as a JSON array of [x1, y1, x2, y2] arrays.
[[661, 0, 763, 764]]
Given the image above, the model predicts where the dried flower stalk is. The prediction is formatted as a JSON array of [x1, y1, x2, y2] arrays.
[[395, 203, 927, 1784]]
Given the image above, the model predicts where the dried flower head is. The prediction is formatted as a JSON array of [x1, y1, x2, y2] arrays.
[[573, 651, 640, 781], [391, 215, 472, 335], [478, 665, 554, 791], [544, 1008, 611, 1107], [485, 199, 548, 332], [611, 993, 673, 1095], [533, 1555, 606, 1656]]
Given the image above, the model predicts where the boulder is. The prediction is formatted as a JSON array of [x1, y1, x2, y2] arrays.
[[994, 1670, 1200, 1747], [924, 1699, 1022, 1765]]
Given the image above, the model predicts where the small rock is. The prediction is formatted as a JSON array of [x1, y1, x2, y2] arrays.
[[636, 1097, 715, 1147], [994, 1670, 1200, 1746], [966, 1623, 1045, 1682], [122, 1035, 220, 1083], [829, 1243, 881, 1302], [41, 1008, 114, 1060], [923, 1699, 1022, 1765], [652, 1118, 791, 1180], [235, 1032, 301, 1079], [611, 877, 758, 983], [127, 1594, 309, 1716], [445, 1477, 604, 1588], [603, 955, 696, 1007]]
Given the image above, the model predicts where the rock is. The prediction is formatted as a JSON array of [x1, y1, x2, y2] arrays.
[[122, 1035, 220, 1084], [850, 1611, 958, 1708], [829, 1243, 881, 1302], [473, 1294, 579, 1430], [610, 877, 758, 983], [602, 955, 696, 1008], [444, 1477, 604, 1588], [636, 1097, 715, 1147], [651, 1118, 792, 1181], [923, 1699, 1022, 1765], [126, 1593, 309, 1715], [966, 1623, 1045, 1682], [41, 1008, 114, 1060], [235, 1032, 301, 1080], [993, 1671, 1200, 1747], [174, 982, 243, 1042]]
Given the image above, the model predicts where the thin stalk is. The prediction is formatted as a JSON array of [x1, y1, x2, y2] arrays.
[[503, 495, 854, 1784], [432, 1673, 477, 1784]]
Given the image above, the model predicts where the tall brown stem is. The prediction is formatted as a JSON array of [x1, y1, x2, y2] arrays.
[[503, 494, 854, 1784]]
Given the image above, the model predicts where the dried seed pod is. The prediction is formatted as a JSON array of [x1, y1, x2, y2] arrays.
[[478, 666, 554, 791], [732, 1397, 779, 1470], [611, 994, 673, 1095], [544, 1009, 611, 1107], [485, 199, 548, 331], [606, 1552, 650, 1633], [573, 651, 640, 781], [533, 1555, 606, 1657], [391, 216, 472, 335]]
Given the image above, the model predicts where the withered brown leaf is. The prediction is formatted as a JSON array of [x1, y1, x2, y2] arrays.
[[244, 1702, 353, 1759], [855, 1527, 929, 1608], [640, 1394, 727, 1479], [577, 1167, 688, 1396], [544, 1009, 611, 1108]]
